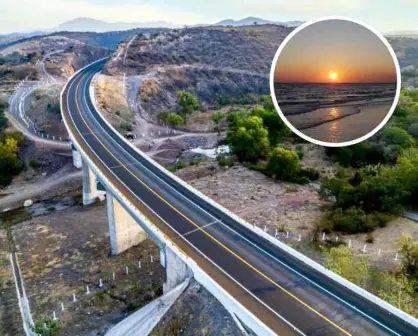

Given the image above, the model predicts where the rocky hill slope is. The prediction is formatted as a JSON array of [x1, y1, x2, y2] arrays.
[[104, 25, 292, 116], [0, 28, 168, 52]]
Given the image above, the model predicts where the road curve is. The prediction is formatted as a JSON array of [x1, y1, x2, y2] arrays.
[[62, 59, 418, 336]]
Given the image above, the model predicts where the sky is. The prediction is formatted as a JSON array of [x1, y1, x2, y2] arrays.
[[274, 20, 397, 83], [1, 0, 418, 34]]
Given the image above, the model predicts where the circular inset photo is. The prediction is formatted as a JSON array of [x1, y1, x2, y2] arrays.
[[270, 17, 401, 147]]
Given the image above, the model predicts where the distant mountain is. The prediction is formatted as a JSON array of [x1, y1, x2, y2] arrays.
[[0, 30, 48, 48], [55, 17, 180, 32], [385, 30, 418, 37], [214, 17, 303, 27]]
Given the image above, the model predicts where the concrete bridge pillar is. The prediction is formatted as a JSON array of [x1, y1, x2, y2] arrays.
[[82, 161, 105, 205], [72, 148, 82, 169], [107, 193, 148, 255], [162, 244, 193, 293]]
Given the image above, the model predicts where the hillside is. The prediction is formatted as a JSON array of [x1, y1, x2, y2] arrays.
[[104, 25, 292, 116], [388, 36, 418, 68], [0, 28, 169, 52]]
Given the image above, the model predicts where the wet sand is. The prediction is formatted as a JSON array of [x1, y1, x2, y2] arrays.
[[302, 101, 392, 143], [286, 105, 360, 130]]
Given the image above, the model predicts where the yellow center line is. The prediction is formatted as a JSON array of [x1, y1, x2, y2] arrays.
[[72, 71, 351, 336]]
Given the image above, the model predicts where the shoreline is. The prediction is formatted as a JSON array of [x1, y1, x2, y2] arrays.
[[302, 101, 392, 142], [279, 97, 394, 117], [296, 107, 361, 130], [285, 98, 393, 131]]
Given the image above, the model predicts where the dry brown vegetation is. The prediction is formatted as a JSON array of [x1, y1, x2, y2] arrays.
[[29, 85, 68, 138], [13, 204, 164, 335], [104, 25, 292, 117], [95, 74, 134, 127]]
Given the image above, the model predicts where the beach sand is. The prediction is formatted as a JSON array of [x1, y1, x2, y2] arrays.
[[286, 105, 360, 130], [301, 101, 392, 143]]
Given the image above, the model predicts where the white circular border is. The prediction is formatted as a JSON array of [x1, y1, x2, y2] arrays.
[[269, 16, 402, 148]]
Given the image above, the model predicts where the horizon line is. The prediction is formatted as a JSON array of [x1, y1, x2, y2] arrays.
[[274, 81, 397, 84]]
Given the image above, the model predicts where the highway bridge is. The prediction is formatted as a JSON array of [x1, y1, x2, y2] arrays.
[[61, 58, 418, 336]]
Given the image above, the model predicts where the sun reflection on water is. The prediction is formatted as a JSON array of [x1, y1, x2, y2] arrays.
[[329, 107, 340, 118], [328, 121, 341, 142]]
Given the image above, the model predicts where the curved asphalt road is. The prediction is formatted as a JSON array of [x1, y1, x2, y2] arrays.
[[62, 59, 417, 336]]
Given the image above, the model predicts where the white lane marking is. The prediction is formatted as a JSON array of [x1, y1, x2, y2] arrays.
[[109, 162, 141, 169], [81, 131, 106, 136], [174, 219, 221, 240], [66, 67, 306, 335], [80, 71, 401, 335]]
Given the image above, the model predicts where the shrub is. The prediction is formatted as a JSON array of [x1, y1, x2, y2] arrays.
[[248, 163, 266, 173], [293, 176, 310, 185], [118, 121, 133, 132], [31, 317, 60, 336], [319, 207, 392, 233], [2, 130, 24, 146], [408, 123, 418, 137], [366, 232, 375, 243], [217, 155, 234, 167], [177, 90, 198, 118], [297, 167, 319, 181], [46, 103, 60, 114], [329, 207, 369, 233], [29, 159, 40, 169], [227, 115, 270, 162], [158, 111, 169, 124], [379, 127, 416, 147], [167, 160, 185, 172], [393, 105, 408, 118], [166, 112, 184, 128], [326, 142, 386, 167], [265, 146, 300, 180]]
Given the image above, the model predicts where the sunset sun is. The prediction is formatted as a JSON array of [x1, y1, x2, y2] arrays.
[[328, 72, 338, 81]]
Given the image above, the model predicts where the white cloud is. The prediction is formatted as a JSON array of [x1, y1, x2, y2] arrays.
[[227, 0, 365, 13], [0, 0, 210, 33]]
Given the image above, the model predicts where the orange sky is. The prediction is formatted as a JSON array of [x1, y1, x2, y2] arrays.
[[274, 20, 397, 83]]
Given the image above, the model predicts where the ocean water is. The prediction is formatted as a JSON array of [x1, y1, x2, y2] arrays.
[[274, 82, 397, 143]]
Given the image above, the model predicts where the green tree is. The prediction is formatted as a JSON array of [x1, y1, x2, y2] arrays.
[[252, 106, 290, 145], [393, 105, 409, 118], [374, 127, 416, 162], [0, 137, 21, 186], [166, 112, 184, 133], [323, 245, 368, 286], [227, 115, 270, 162], [265, 146, 300, 180], [211, 112, 224, 135], [177, 90, 198, 121], [380, 127, 416, 147], [323, 245, 417, 316], [262, 95, 275, 110], [377, 272, 417, 316], [158, 111, 169, 124], [397, 233, 418, 277], [2, 130, 24, 146]]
